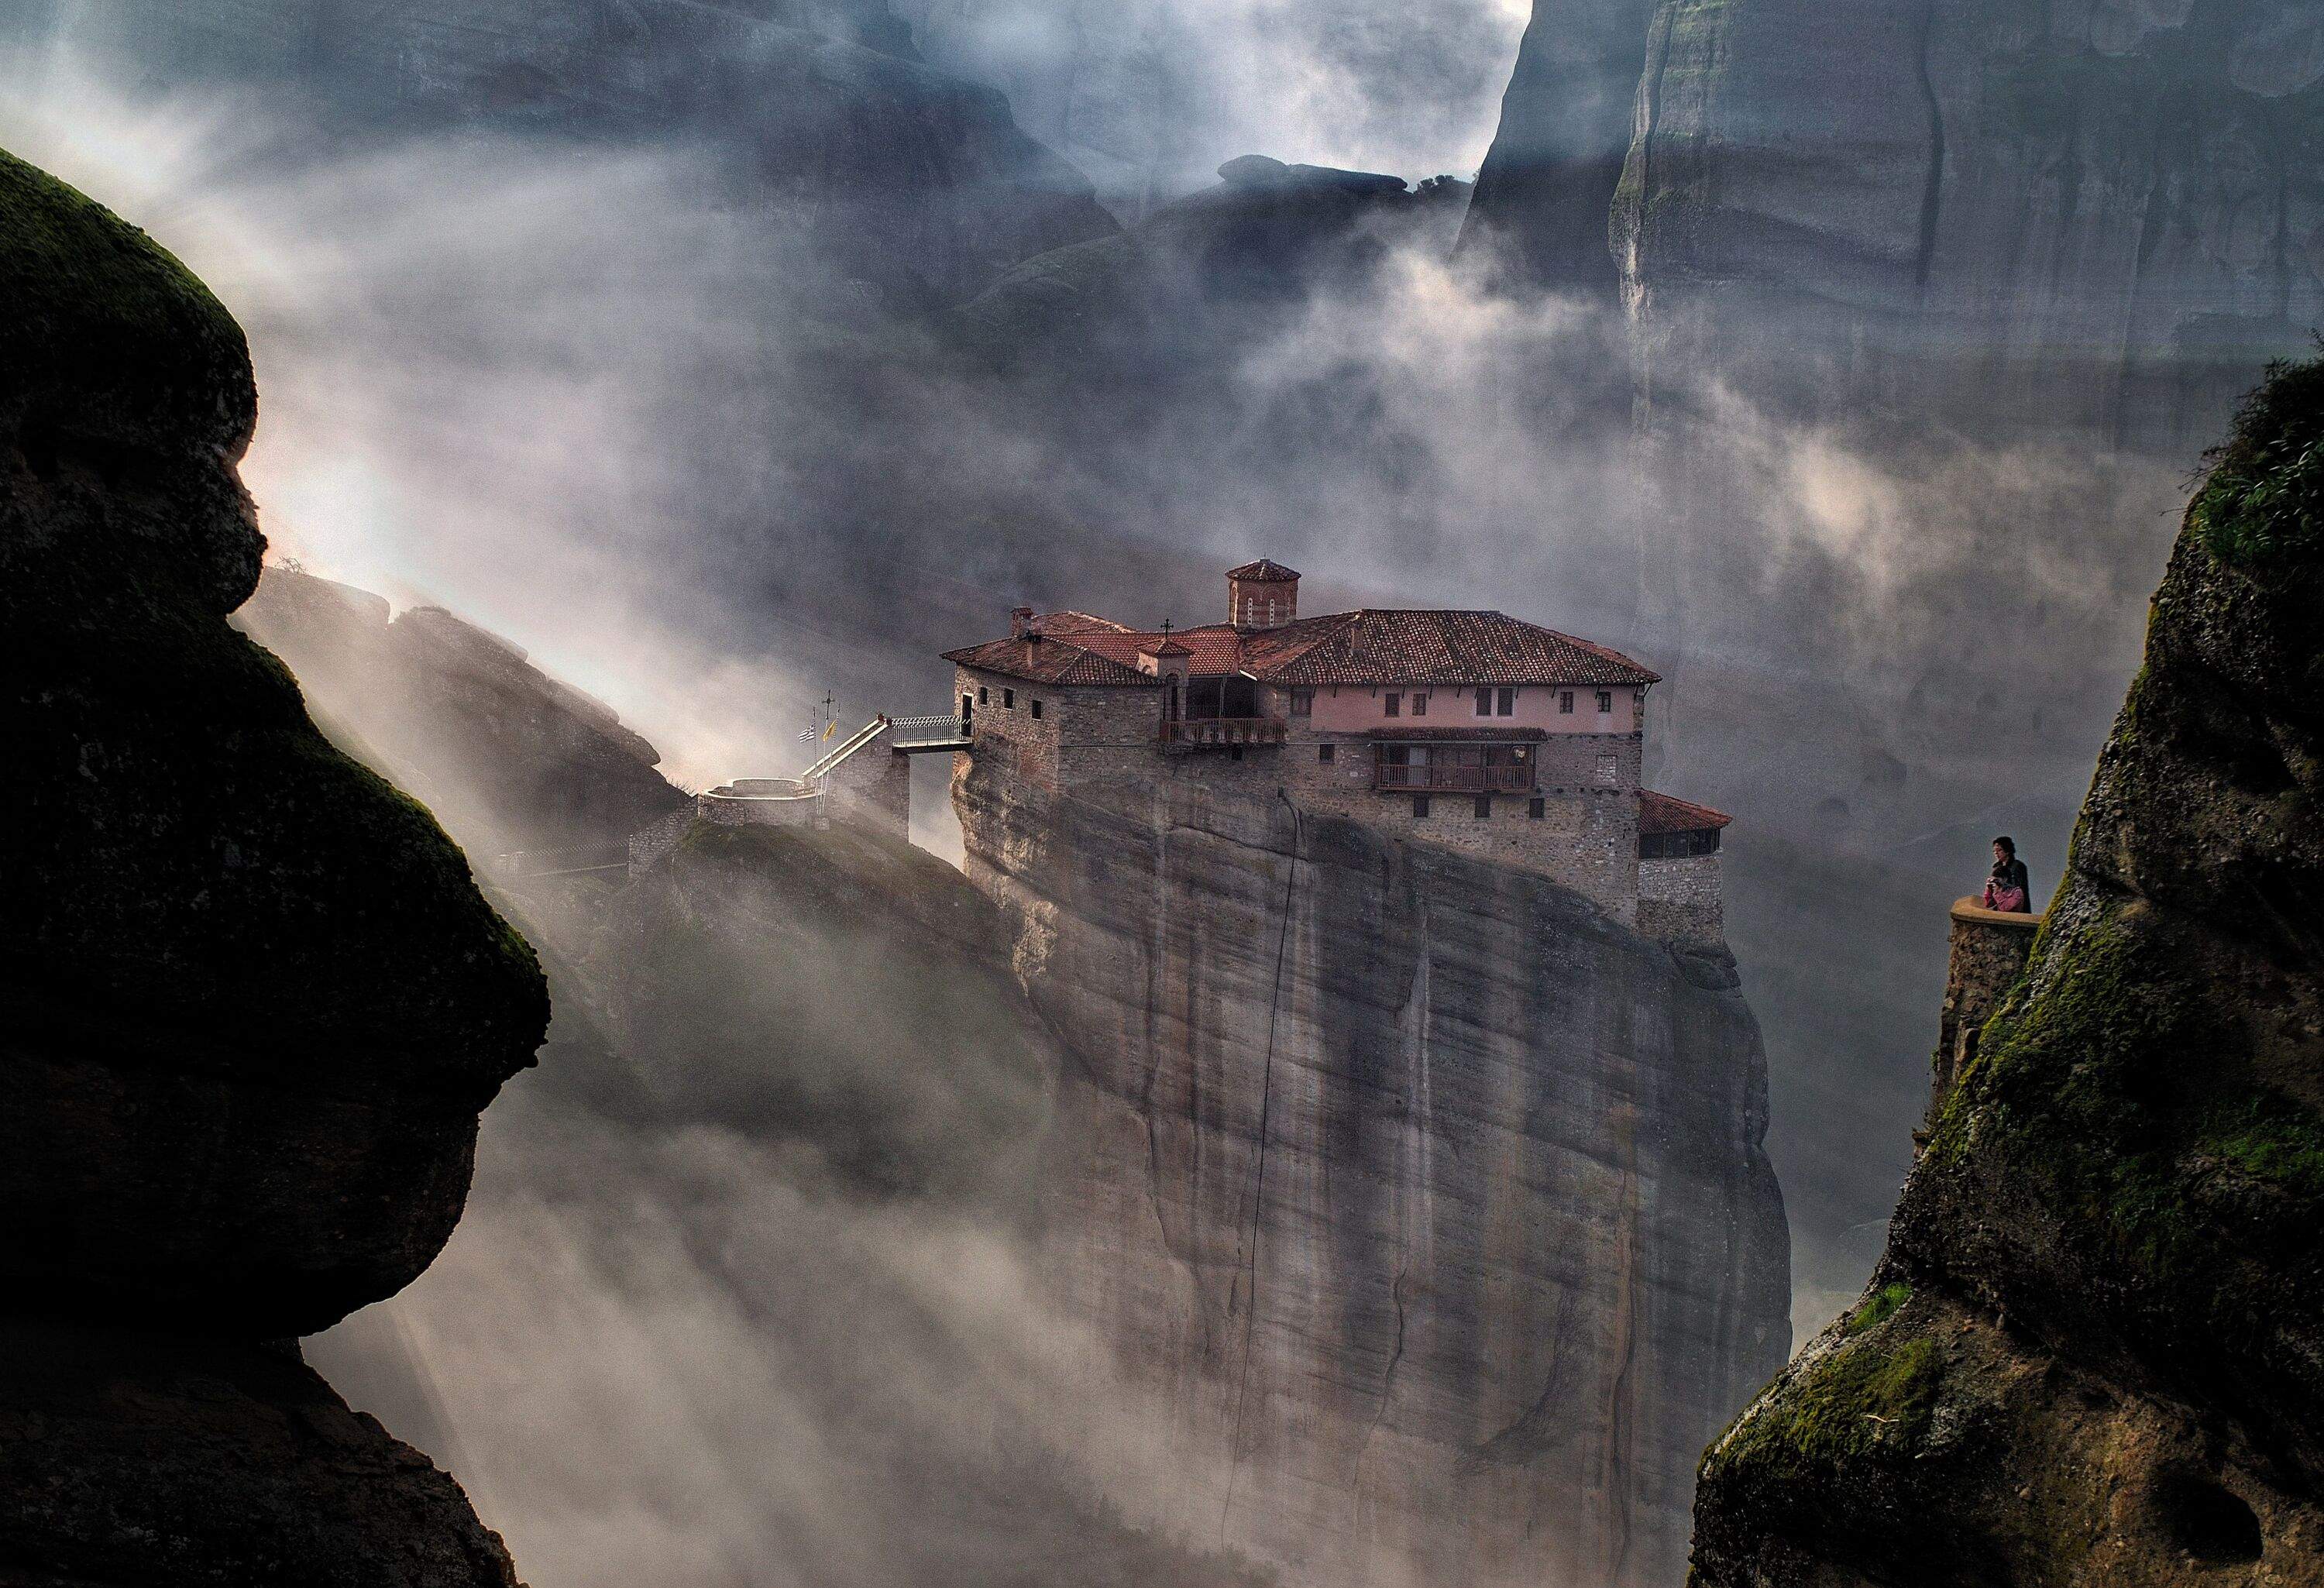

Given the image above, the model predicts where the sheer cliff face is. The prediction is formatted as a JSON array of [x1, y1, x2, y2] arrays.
[[0, 145, 541, 1583], [1461, 0, 2324, 445], [1690, 362, 2324, 1586], [1601, 0, 2324, 446], [954, 758, 1789, 1587], [1457, 0, 1654, 295]]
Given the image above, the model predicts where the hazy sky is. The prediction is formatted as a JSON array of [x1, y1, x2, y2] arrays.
[[899, 0, 1535, 202]]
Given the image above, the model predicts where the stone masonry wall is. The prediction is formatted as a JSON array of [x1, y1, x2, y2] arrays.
[[826, 743, 912, 840], [1639, 854, 1723, 947], [1928, 900, 2040, 1129], [953, 667, 1649, 919], [957, 665, 1067, 790]]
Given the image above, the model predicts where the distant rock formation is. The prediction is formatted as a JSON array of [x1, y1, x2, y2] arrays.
[[1456, 0, 1653, 297], [2, 0, 1117, 308], [949, 154, 1468, 374], [953, 757, 1790, 1586], [1690, 359, 2324, 1583], [0, 143, 544, 1582], [237, 567, 687, 864], [1462, 0, 2324, 449]]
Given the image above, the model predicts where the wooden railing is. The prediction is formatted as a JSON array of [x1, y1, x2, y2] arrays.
[[1373, 763, 1535, 794], [1160, 717, 1288, 748]]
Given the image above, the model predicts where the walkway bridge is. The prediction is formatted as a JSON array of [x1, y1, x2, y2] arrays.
[[885, 713, 974, 753]]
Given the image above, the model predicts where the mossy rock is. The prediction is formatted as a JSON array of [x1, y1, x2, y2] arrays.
[[0, 145, 547, 1335], [1692, 356, 2324, 1583]]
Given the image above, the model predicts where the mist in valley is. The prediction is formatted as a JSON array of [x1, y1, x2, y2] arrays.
[[0, 5, 2269, 1582]]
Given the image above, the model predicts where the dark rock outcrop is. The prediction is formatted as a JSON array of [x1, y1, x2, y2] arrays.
[[1689, 359, 2324, 1584], [1456, 0, 1654, 297], [237, 568, 686, 864], [954, 759, 1789, 1587], [0, 1321, 521, 1588], [0, 145, 541, 1582]]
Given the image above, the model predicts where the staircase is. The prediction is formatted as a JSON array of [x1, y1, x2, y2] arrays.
[[800, 717, 892, 780]]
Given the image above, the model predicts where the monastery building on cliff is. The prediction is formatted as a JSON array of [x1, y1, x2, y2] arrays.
[[944, 559, 1731, 946]]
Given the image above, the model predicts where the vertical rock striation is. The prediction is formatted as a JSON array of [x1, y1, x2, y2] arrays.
[[1606, 0, 2324, 449], [954, 759, 1789, 1587], [1690, 359, 2324, 1585], [1456, 0, 1655, 297], [1461, 0, 2324, 448], [0, 144, 545, 1583]]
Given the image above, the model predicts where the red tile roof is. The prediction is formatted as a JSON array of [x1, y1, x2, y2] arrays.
[[1074, 622, 1247, 675], [941, 634, 1151, 686], [1036, 610, 1133, 636], [1226, 558, 1301, 582], [947, 607, 1659, 689], [1257, 610, 1658, 686], [1639, 790, 1733, 834]]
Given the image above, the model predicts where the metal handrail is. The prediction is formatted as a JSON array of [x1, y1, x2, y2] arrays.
[[889, 713, 968, 740]]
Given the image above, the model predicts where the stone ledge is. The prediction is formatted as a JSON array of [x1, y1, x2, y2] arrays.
[[1949, 896, 2044, 930]]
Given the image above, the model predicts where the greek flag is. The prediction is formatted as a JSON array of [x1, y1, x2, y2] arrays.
[[799, 725, 818, 741]]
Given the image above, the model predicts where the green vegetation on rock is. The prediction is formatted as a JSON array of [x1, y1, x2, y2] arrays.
[[1843, 1281, 1912, 1336], [2190, 352, 2324, 567], [1717, 1328, 1947, 1483], [0, 145, 254, 458]]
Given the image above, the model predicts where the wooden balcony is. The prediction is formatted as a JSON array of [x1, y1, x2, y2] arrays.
[[1160, 717, 1288, 748], [1373, 762, 1536, 794]]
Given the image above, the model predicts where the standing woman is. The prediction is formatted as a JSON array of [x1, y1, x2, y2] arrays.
[[1984, 836, 2033, 913]]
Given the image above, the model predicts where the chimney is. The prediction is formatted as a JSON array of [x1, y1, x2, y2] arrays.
[[1225, 559, 1300, 629], [1010, 606, 1034, 639]]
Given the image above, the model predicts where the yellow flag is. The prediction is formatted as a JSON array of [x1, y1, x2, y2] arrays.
[[823, 718, 836, 741]]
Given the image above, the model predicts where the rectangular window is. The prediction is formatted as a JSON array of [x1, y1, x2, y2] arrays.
[[961, 693, 972, 719], [1497, 687, 1516, 717], [1384, 691, 1401, 717], [1003, 688, 1015, 709], [1412, 794, 1431, 818], [1318, 743, 1336, 764], [1473, 795, 1491, 819], [1030, 699, 1042, 719], [1474, 687, 1492, 717], [1559, 690, 1574, 714], [1528, 797, 1546, 820], [1597, 689, 1614, 714], [978, 686, 988, 706], [1411, 692, 1428, 717], [1291, 689, 1314, 717]]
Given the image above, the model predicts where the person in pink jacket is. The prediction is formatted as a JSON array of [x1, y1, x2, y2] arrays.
[[1983, 836, 2033, 913]]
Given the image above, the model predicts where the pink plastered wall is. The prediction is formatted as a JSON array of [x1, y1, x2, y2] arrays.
[[1284, 682, 1642, 734]]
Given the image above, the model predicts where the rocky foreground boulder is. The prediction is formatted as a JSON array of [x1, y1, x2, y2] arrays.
[[1689, 360, 2324, 1583], [0, 144, 544, 1583]]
